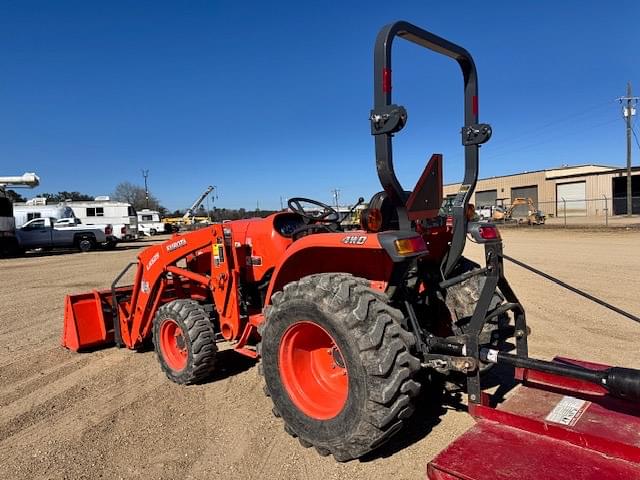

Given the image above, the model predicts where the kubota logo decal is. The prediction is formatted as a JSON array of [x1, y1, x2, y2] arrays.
[[342, 235, 368, 245], [166, 238, 187, 252]]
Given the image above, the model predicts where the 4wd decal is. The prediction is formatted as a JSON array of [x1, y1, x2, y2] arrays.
[[341, 235, 368, 245], [166, 238, 187, 252]]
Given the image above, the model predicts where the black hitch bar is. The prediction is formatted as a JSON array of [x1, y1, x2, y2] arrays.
[[481, 349, 640, 402]]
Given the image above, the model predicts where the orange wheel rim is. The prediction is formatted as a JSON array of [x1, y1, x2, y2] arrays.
[[159, 318, 188, 372], [279, 321, 348, 420]]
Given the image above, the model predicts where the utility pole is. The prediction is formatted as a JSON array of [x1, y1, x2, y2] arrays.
[[141, 169, 150, 209], [331, 188, 341, 209], [618, 82, 638, 216]]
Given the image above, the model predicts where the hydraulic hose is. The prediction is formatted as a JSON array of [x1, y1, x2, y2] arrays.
[[502, 254, 640, 325]]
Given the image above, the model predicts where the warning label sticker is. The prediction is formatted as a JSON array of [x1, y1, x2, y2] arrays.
[[545, 396, 589, 426]]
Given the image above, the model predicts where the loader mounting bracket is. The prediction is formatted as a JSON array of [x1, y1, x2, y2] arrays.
[[370, 105, 407, 135], [461, 123, 492, 146]]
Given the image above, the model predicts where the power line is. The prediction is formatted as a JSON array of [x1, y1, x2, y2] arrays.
[[481, 117, 620, 163], [617, 81, 639, 217], [486, 100, 614, 155], [632, 126, 640, 151], [331, 188, 341, 209], [141, 169, 149, 209]]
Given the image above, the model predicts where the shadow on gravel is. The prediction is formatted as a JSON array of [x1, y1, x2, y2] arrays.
[[131, 344, 256, 384], [200, 349, 257, 384], [18, 244, 145, 258], [360, 361, 520, 462], [483, 363, 518, 406], [360, 375, 449, 462]]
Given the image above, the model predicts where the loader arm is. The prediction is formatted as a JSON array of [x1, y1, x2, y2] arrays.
[[63, 227, 219, 351], [117, 227, 216, 348]]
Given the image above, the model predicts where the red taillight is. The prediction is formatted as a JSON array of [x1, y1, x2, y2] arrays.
[[121, 226, 127, 234], [446, 215, 454, 227], [394, 236, 427, 255], [478, 226, 500, 240], [383, 68, 391, 93], [105, 225, 112, 235]]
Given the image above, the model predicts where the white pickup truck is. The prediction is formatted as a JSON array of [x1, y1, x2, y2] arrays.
[[15, 217, 116, 253]]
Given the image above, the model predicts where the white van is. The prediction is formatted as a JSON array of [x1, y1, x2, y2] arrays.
[[13, 199, 77, 228], [68, 197, 138, 240], [137, 209, 165, 236]]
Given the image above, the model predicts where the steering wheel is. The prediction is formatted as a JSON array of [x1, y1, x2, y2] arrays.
[[287, 197, 340, 224]]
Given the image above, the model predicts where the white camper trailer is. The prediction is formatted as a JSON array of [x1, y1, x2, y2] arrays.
[[137, 209, 165, 236], [13, 199, 76, 228], [68, 197, 138, 240]]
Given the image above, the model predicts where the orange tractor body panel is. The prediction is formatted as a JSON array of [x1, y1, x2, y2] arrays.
[[61, 212, 412, 355]]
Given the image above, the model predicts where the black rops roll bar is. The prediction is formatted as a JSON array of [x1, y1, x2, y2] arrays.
[[371, 21, 492, 277]]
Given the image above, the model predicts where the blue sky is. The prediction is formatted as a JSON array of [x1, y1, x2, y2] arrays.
[[1, 1, 638, 211]]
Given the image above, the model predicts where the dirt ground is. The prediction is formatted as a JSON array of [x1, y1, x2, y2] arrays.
[[1, 229, 639, 480]]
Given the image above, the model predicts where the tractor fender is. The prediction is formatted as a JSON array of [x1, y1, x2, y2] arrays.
[[264, 230, 426, 304]]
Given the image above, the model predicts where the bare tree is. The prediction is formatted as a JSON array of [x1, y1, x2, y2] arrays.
[[113, 182, 162, 211]]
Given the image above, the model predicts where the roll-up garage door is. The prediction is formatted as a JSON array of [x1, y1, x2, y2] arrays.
[[475, 189, 497, 207], [511, 186, 538, 218], [556, 182, 586, 216]]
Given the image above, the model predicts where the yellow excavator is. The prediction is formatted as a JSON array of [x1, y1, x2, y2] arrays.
[[492, 197, 545, 225]]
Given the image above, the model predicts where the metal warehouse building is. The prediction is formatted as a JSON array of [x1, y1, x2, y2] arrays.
[[443, 164, 640, 218]]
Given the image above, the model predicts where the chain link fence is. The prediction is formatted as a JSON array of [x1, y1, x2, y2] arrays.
[[493, 196, 640, 227]]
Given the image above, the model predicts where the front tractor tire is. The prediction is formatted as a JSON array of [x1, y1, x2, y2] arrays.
[[152, 299, 217, 384], [259, 273, 421, 462]]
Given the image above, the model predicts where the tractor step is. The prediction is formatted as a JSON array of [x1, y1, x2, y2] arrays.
[[427, 357, 640, 480]]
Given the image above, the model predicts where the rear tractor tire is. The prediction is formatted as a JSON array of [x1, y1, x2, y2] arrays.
[[444, 258, 511, 373], [259, 273, 421, 462], [152, 299, 217, 384]]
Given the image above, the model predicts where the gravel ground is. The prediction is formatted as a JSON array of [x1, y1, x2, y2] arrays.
[[1, 229, 638, 479]]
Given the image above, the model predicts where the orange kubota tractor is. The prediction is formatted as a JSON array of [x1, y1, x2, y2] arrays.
[[63, 22, 640, 475]]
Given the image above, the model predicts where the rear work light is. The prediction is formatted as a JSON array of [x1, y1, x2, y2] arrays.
[[478, 225, 500, 240], [360, 208, 383, 232], [394, 236, 427, 256]]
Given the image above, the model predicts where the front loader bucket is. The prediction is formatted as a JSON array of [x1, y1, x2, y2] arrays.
[[62, 289, 116, 351]]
